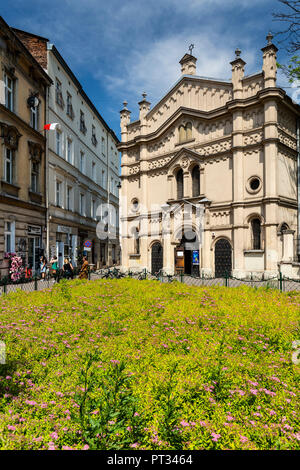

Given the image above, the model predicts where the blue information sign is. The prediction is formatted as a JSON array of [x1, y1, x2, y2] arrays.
[[192, 250, 199, 265]]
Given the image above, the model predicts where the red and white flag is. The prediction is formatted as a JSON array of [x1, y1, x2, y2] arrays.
[[44, 123, 60, 130]]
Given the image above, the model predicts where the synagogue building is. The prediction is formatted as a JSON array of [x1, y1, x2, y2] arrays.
[[118, 34, 300, 279]]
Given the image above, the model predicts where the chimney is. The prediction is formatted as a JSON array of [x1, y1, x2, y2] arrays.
[[262, 32, 278, 88], [120, 101, 131, 142], [230, 48, 246, 99], [179, 53, 197, 75]]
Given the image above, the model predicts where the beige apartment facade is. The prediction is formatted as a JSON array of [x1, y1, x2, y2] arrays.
[[119, 35, 300, 279], [0, 17, 51, 276], [14, 29, 120, 269]]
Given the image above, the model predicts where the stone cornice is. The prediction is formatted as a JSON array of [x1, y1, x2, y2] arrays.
[[0, 194, 46, 212], [118, 86, 300, 151], [0, 104, 46, 142]]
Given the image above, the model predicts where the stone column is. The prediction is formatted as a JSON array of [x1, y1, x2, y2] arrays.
[[230, 49, 246, 276], [183, 172, 190, 198], [263, 96, 278, 273]]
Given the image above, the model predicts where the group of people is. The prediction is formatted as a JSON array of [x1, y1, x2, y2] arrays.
[[39, 255, 90, 281]]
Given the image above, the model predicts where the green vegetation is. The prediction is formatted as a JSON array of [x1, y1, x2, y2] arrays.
[[0, 278, 299, 450]]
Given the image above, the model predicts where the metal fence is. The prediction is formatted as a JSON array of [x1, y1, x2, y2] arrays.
[[92, 268, 300, 292], [1, 268, 300, 296]]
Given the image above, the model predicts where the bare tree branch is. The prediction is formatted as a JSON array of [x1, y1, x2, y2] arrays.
[[273, 0, 300, 52]]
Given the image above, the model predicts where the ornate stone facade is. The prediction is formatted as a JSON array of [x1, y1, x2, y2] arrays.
[[118, 35, 300, 279]]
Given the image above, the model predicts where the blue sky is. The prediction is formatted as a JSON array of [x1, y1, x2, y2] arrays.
[[0, 0, 294, 138]]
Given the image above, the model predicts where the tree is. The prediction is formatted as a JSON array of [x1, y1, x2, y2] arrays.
[[273, 1, 300, 82], [273, 0, 300, 53]]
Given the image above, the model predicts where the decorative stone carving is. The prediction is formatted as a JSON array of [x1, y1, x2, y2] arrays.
[[128, 165, 140, 175], [181, 156, 190, 169], [196, 137, 231, 156], [0, 123, 22, 150], [278, 129, 297, 151], [148, 156, 173, 170], [28, 141, 43, 162], [243, 130, 263, 146]]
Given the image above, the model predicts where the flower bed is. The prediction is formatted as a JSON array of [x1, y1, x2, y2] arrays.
[[0, 278, 299, 450]]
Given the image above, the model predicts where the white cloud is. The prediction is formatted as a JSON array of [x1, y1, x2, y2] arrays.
[[103, 31, 259, 118]]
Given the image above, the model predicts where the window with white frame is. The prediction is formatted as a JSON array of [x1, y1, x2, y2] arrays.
[[4, 221, 15, 253], [31, 161, 39, 193], [80, 110, 87, 134], [4, 147, 13, 184], [66, 92, 74, 119], [55, 78, 64, 108], [66, 138, 72, 164], [92, 161, 96, 182], [101, 137, 105, 155], [30, 103, 39, 130], [66, 185, 72, 211], [56, 130, 62, 156], [56, 180, 62, 207], [79, 193, 85, 216], [92, 125, 97, 146], [80, 151, 85, 173], [4, 73, 14, 111]]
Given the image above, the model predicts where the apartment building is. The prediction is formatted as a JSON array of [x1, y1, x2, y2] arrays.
[[0, 17, 52, 276], [14, 29, 120, 269]]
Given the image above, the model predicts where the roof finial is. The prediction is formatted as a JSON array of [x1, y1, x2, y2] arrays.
[[123, 100, 128, 109], [235, 48, 241, 58], [189, 43, 195, 55], [266, 31, 273, 45], [142, 92, 147, 100]]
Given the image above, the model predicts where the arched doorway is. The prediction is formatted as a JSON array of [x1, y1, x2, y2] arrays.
[[214, 239, 232, 277], [151, 242, 163, 275], [175, 230, 199, 276]]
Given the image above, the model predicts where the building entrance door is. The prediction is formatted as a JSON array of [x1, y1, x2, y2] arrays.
[[176, 230, 199, 276], [28, 236, 41, 273], [214, 239, 232, 277], [151, 242, 163, 275]]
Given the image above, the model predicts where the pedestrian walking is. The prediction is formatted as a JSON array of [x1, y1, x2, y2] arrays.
[[40, 256, 47, 281], [62, 258, 74, 279], [50, 255, 59, 282], [78, 256, 89, 280]]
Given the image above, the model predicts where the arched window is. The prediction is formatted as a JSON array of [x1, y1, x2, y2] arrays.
[[179, 125, 185, 143], [176, 169, 184, 200], [192, 165, 200, 197], [280, 223, 289, 233], [186, 122, 192, 140], [252, 218, 261, 249], [178, 123, 193, 143]]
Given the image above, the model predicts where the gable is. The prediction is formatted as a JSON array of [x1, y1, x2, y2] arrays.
[[146, 76, 232, 134]]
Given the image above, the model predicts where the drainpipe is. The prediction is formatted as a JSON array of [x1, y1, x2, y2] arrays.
[[297, 118, 300, 260], [45, 85, 50, 261], [107, 130, 110, 265]]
